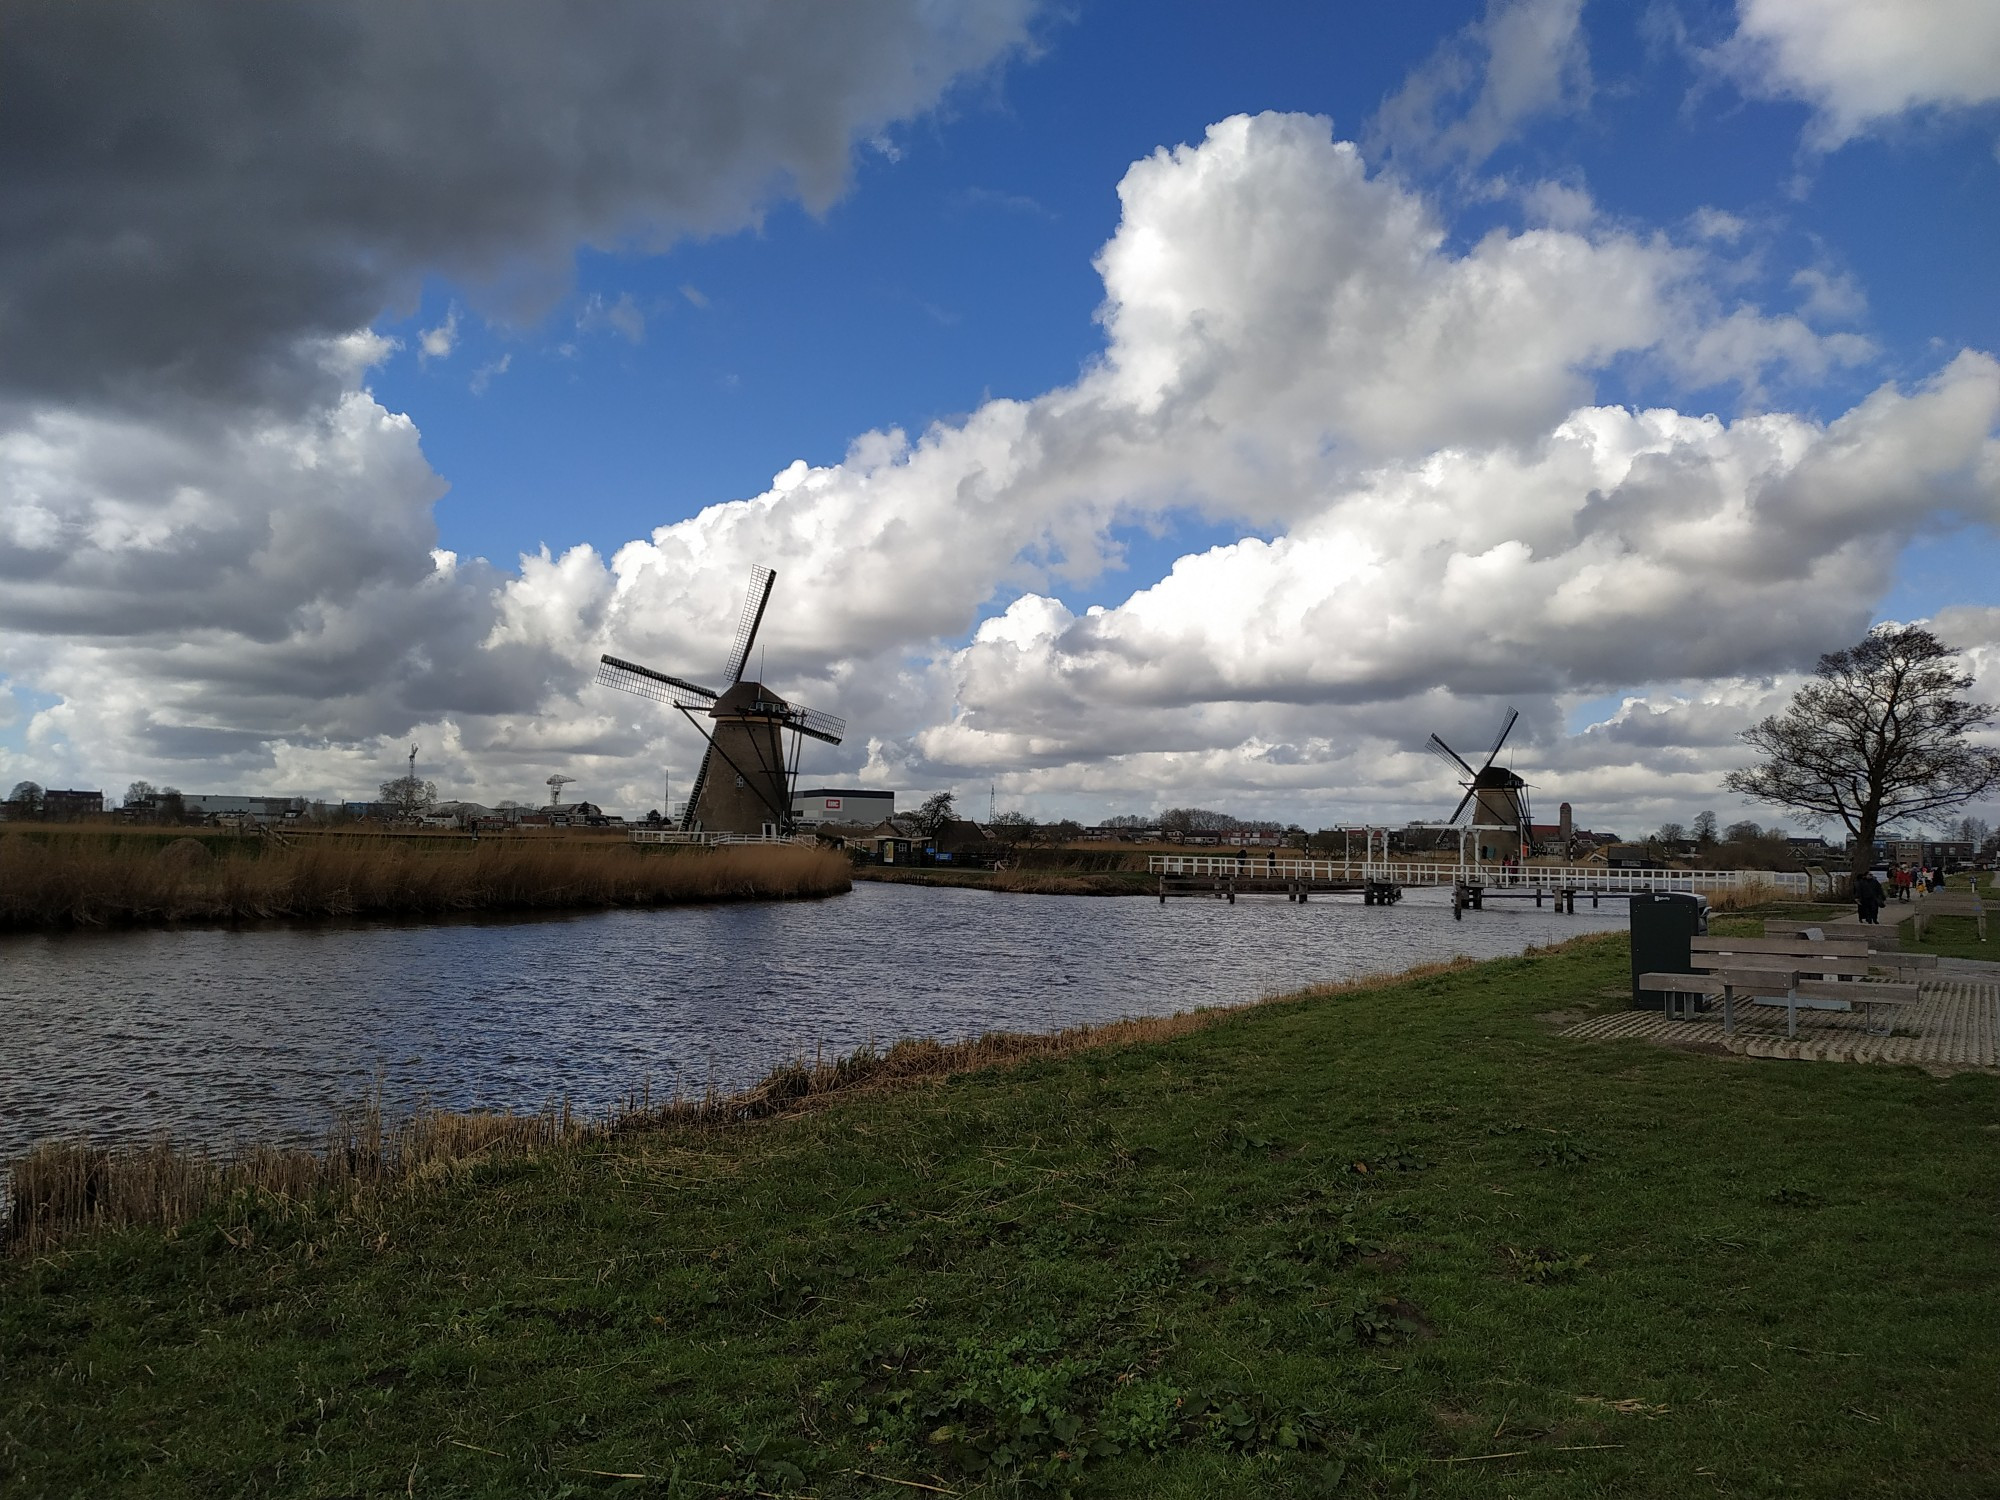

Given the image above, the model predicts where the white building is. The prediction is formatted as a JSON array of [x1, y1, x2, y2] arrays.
[[791, 786, 895, 827]]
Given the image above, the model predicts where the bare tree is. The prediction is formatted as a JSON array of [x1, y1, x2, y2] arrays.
[[379, 773, 438, 822], [1692, 809, 1718, 846], [1724, 625, 2000, 881], [1160, 807, 1239, 838], [7, 780, 43, 813], [911, 790, 956, 837], [988, 810, 1034, 846], [123, 780, 156, 808]]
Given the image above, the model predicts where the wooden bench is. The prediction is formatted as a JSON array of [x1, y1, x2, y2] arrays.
[[1640, 935, 1923, 1038], [1908, 892, 1987, 942]]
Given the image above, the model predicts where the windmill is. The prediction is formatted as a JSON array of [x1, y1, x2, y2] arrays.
[[1426, 707, 1532, 861], [595, 565, 845, 837], [545, 774, 575, 808]]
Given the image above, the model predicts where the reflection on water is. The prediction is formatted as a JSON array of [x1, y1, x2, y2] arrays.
[[0, 881, 1624, 1157]]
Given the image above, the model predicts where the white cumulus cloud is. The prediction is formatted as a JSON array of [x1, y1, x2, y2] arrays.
[[1723, 0, 2000, 146], [4, 112, 1996, 825]]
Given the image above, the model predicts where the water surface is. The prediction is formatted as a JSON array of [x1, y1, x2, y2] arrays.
[[0, 881, 1624, 1157]]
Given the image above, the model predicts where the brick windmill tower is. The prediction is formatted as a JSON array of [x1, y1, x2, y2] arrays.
[[596, 566, 845, 837]]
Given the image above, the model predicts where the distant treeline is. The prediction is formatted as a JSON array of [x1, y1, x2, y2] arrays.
[[0, 835, 849, 930]]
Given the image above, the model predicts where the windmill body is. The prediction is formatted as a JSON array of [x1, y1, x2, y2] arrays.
[[596, 566, 845, 838], [692, 681, 799, 836]]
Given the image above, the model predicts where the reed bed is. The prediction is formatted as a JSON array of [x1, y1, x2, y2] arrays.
[[4, 952, 1498, 1255], [1704, 879, 1818, 912], [0, 835, 850, 929]]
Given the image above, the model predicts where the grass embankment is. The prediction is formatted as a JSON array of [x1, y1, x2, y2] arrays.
[[1881, 874, 1997, 963], [854, 866, 1157, 896], [6, 931, 1998, 1498], [0, 836, 850, 930]]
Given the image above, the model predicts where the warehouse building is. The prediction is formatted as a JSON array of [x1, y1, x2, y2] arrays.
[[791, 787, 895, 827]]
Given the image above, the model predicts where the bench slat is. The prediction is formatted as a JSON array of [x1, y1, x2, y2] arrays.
[[1692, 967, 1800, 993], [1794, 978, 1920, 1004], [1693, 957, 1879, 978], [1636, 972, 1720, 993]]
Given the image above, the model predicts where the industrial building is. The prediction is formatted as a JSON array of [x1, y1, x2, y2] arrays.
[[791, 787, 895, 827]]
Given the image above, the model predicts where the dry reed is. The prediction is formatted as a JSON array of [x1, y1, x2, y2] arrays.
[[3, 951, 1512, 1256], [1704, 880, 1814, 912], [0, 835, 850, 930]]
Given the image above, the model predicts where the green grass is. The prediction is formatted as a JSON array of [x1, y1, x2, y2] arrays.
[[5, 934, 1998, 1499]]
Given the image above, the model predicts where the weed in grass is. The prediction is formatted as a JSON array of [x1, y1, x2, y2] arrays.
[[1504, 1245, 1595, 1284], [1350, 1294, 1432, 1345], [1347, 1145, 1430, 1175], [726, 1432, 810, 1492], [1531, 1132, 1598, 1168]]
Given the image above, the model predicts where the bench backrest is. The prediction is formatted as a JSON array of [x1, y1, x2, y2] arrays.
[[1693, 936, 1871, 958], [1761, 919, 1898, 950]]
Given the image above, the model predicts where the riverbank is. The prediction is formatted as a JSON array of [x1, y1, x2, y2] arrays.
[[853, 865, 1156, 896], [0, 834, 850, 929], [6, 927, 1995, 1497]]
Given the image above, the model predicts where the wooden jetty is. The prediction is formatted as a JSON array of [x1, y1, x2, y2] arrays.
[[1159, 874, 1402, 905]]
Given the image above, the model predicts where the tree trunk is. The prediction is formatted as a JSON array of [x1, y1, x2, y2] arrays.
[[1851, 806, 1880, 885]]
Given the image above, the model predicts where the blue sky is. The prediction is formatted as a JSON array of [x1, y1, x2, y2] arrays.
[[369, 0, 1998, 610], [4, 0, 1999, 828]]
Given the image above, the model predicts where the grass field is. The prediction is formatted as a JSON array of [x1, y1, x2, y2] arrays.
[[4, 928, 1996, 1498]]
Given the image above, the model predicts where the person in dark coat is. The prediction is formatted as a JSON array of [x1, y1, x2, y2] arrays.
[[1855, 870, 1886, 924]]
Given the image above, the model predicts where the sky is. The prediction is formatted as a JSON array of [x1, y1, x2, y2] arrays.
[[3, 0, 1999, 835]]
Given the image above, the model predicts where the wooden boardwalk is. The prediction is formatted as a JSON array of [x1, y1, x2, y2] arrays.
[[1560, 972, 2000, 1072]]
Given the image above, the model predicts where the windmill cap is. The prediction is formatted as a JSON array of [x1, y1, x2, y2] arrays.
[[710, 680, 789, 717]]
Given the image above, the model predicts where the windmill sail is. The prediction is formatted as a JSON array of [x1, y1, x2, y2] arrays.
[[1479, 707, 1519, 772], [596, 656, 718, 707], [721, 566, 776, 685], [785, 703, 846, 745]]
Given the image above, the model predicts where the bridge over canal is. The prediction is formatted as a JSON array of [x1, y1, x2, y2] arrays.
[[1146, 855, 1826, 916]]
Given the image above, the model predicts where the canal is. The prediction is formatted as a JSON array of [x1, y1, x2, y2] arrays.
[[0, 880, 1625, 1158]]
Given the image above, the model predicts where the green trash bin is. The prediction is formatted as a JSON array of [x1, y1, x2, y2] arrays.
[[1630, 892, 1709, 1009]]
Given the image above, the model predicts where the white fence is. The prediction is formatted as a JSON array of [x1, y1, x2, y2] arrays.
[[1146, 854, 1819, 895], [628, 830, 819, 848]]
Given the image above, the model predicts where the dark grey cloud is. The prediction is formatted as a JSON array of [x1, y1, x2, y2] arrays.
[[0, 0, 1037, 411]]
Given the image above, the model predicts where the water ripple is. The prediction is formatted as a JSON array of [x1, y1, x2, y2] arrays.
[[0, 881, 1624, 1156]]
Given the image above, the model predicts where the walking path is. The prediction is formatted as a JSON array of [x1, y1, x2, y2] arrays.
[[1560, 967, 2000, 1072]]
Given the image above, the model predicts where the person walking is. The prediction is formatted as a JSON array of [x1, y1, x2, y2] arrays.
[[1855, 869, 1886, 924]]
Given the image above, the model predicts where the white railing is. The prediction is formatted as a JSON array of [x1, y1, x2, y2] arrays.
[[1146, 855, 1815, 895], [628, 830, 818, 847]]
